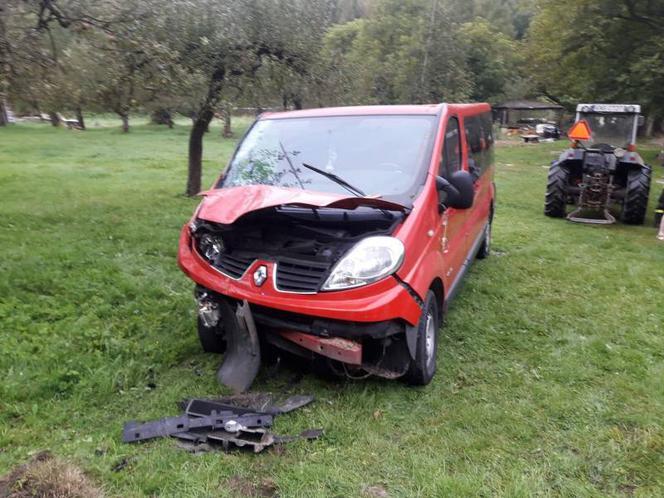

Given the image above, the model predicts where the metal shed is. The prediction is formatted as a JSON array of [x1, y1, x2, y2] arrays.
[[494, 100, 564, 128]]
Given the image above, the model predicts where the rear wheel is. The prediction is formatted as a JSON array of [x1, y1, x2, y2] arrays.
[[621, 166, 651, 225], [476, 217, 492, 259], [405, 291, 440, 386], [544, 161, 568, 218]]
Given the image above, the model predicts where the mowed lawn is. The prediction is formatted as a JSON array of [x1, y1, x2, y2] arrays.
[[1, 121, 663, 497]]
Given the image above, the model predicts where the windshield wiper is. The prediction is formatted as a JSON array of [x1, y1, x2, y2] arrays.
[[279, 141, 305, 190], [301, 162, 366, 197]]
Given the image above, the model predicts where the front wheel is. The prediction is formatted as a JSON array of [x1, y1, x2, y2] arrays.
[[197, 316, 226, 354], [621, 166, 651, 225], [405, 291, 440, 386]]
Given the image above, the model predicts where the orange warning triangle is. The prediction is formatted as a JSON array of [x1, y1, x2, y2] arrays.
[[568, 120, 592, 141]]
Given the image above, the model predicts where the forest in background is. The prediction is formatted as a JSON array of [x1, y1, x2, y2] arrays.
[[1, 0, 663, 193]]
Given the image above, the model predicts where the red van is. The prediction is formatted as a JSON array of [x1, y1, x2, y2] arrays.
[[178, 104, 495, 389]]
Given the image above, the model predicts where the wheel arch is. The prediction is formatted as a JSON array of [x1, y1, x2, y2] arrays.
[[429, 278, 445, 324]]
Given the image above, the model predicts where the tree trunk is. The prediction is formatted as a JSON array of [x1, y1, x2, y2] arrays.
[[222, 104, 233, 138], [49, 112, 61, 127], [119, 112, 129, 133], [187, 109, 214, 196], [75, 107, 85, 130], [0, 6, 9, 127], [0, 99, 7, 126], [186, 67, 226, 196], [644, 116, 655, 138]]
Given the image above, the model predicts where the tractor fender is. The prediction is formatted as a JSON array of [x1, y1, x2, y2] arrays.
[[618, 152, 647, 168], [556, 148, 584, 163]]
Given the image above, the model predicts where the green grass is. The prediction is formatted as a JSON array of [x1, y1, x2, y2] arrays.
[[1, 122, 663, 497]]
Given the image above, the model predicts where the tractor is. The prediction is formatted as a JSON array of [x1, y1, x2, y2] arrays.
[[544, 104, 651, 224]]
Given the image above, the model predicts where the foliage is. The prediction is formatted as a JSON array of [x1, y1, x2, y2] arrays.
[[527, 0, 664, 130], [1, 123, 663, 496], [458, 19, 524, 102], [322, 0, 472, 105]]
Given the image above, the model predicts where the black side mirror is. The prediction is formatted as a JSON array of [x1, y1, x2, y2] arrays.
[[436, 170, 474, 210]]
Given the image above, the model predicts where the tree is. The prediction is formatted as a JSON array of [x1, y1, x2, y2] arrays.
[[321, 0, 471, 105], [2, 0, 146, 127], [164, 0, 334, 196], [458, 19, 524, 102], [528, 0, 664, 133]]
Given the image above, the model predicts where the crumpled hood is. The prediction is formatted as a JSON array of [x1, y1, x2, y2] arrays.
[[196, 185, 407, 225]]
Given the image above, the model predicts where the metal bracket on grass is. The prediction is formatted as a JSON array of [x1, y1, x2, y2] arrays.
[[122, 411, 273, 443]]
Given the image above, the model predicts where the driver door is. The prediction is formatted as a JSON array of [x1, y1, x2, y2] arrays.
[[438, 116, 469, 293]]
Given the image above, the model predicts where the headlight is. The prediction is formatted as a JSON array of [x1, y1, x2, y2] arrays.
[[322, 236, 404, 291]]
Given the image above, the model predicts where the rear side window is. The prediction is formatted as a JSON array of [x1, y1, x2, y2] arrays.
[[464, 111, 494, 177], [480, 112, 495, 149], [440, 117, 461, 179], [465, 116, 483, 154]]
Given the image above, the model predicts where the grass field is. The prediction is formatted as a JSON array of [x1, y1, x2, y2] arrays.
[[1, 120, 663, 497]]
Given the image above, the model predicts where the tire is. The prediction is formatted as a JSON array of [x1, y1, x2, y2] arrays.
[[405, 291, 440, 386], [476, 217, 492, 259], [197, 316, 226, 354], [544, 161, 568, 218], [621, 166, 651, 225]]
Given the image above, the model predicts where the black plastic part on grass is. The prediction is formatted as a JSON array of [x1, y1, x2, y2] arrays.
[[122, 411, 273, 443], [216, 299, 261, 392], [183, 394, 315, 417]]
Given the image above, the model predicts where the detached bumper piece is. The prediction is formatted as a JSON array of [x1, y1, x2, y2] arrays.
[[122, 396, 321, 453]]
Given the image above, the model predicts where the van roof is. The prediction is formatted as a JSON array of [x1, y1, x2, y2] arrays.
[[262, 103, 490, 120]]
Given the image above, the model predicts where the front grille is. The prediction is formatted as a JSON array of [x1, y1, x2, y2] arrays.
[[275, 258, 331, 293], [192, 233, 255, 279], [215, 253, 255, 279]]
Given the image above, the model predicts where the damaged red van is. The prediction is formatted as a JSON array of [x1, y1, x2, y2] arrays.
[[178, 104, 495, 390]]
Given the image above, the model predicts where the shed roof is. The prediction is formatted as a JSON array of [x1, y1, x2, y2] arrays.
[[494, 100, 564, 110]]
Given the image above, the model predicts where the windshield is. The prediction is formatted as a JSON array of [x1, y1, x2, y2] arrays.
[[219, 115, 437, 206], [579, 113, 636, 147]]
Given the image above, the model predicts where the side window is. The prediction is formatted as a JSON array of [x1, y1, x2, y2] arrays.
[[480, 112, 494, 148], [440, 117, 461, 179], [463, 112, 495, 178], [464, 116, 482, 155]]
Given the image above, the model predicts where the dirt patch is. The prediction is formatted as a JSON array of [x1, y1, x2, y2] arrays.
[[226, 475, 277, 497], [0, 451, 104, 498], [362, 484, 389, 497]]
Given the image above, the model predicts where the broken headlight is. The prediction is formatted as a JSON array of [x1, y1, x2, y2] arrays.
[[321, 236, 404, 291], [198, 233, 224, 262]]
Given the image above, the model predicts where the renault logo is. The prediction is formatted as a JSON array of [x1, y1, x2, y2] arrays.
[[253, 265, 268, 287]]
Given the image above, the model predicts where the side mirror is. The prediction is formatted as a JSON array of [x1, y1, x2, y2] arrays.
[[436, 170, 474, 210], [637, 115, 645, 127]]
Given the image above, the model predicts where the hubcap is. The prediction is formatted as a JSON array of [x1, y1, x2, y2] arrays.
[[424, 313, 436, 369]]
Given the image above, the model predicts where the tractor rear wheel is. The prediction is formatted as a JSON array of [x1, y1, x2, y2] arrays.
[[544, 161, 568, 218], [621, 166, 651, 225]]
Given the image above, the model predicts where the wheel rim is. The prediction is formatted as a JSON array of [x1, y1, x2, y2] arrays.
[[485, 222, 492, 252], [424, 312, 436, 369]]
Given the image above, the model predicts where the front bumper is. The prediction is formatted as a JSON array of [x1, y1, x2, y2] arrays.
[[178, 225, 422, 326]]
